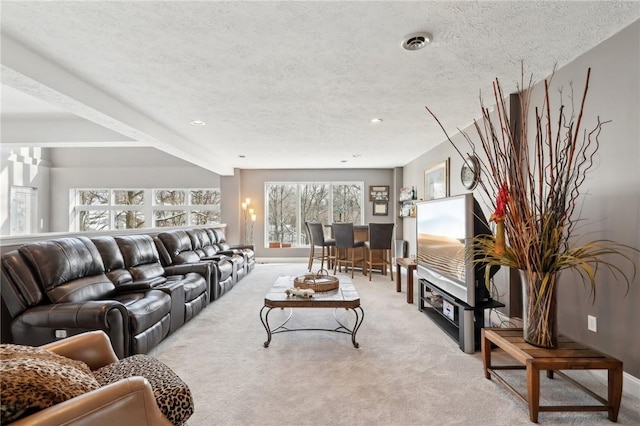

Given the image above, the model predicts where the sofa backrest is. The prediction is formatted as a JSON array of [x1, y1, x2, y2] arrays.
[[210, 228, 232, 251], [91, 236, 134, 286], [115, 235, 165, 281], [16, 237, 115, 304], [187, 228, 218, 258], [1, 250, 45, 317], [156, 230, 201, 265]]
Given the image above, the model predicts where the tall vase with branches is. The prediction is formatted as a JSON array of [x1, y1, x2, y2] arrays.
[[426, 66, 637, 348]]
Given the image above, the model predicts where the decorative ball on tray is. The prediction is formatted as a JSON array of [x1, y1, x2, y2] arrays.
[[294, 269, 339, 292]]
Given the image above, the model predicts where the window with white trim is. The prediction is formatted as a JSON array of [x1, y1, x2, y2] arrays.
[[71, 188, 221, 231], [265, 182, 363, 247]]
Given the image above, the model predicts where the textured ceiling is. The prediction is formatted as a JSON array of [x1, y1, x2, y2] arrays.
[[1, 1, 639, 175]]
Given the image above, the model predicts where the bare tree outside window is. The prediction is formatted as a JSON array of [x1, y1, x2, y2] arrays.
[[79, 210, 109, 231], [266, 182, 363, 248], [155, 210, 187, 227], [299, 184, 330, 244], [190, 210, 220, 225], [190, 189, 220, 205], [267, 184, 297, 245], [154, 190, 186, 205], [74, 188, 220, 231], [78, 190, 108, 205], [332, 184, 362, 224]]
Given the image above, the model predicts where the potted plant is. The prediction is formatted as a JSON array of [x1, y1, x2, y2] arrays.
[[426, 67, 637, 348]]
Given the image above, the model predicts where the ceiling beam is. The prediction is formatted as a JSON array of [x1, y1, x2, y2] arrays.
[[1, 34, 233, 175]]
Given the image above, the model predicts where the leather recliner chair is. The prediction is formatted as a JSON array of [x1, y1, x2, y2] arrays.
[[111, 235, 210, 327], [155, 229, 234, 300], [0, 237, 172, 358], [208, 228, 253, 280], [7, 330, 190, 425]]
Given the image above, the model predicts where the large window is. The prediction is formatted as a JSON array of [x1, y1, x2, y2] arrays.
[[265, 182, 363, 247], [72, 188, 220, 231]]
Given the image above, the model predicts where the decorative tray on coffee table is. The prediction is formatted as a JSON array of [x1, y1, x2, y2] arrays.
[[294, 269, 339, 292]]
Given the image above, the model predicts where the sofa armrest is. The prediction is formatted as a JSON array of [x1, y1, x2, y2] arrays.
[[9, 377, 172, 426], [230, 244, 255, 251], [116, 276, 167, 293], [40, 330, 118, 370], [11, 301, 129, 359], [164, 262, 212, 279], [217, 250, 237, 257]]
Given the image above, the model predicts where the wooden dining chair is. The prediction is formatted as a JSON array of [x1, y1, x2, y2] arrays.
[[364, 222, 395, 281], [305, 222, 336, 271], [332, 223, 365, 278]]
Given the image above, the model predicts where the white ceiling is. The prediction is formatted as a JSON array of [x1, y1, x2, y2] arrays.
[[1, 1, 639, 175]]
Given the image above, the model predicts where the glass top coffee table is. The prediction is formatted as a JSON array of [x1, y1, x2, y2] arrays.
[[260, 276, 364, 348]]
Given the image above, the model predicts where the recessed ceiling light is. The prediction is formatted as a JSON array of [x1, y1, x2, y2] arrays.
[[190, 120, 206, 126], [352, 154, 361, 158], [401, 32, 433, 51], [370, 118, 383, 124], [341, 160, 348, 163], [239, 155, 246, 158]]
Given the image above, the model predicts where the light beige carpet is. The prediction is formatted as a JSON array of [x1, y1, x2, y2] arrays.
[[149, 263, 640, 425]]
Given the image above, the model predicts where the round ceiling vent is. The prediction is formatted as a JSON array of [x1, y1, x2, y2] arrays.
[[401, 32, 433, 51]]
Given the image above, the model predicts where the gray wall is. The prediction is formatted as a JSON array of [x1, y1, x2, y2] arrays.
[[47, 147, 221, 231], [223, 168, 396, 259], [403, 21, 640, 378]]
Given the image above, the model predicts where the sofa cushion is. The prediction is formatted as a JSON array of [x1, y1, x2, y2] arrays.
[[0, 344, 100, 423], [112, 290, 171, 335], [93, 354, 193, 426], [17, 238, 115, 303], [116, 235, 166, 280], [167, 273, 207, 303]]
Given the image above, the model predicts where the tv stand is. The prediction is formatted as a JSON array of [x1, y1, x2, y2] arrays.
[[418, 278, 504, 353]]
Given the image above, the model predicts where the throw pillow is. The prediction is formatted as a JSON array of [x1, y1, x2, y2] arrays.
[[0, 344, 100, 423], [93, 354, 193, 426]]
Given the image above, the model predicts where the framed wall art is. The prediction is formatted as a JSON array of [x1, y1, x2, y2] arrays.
[[369, 185, 390, 202], [372, 201, 388, 216], [424, 158, 450, 201]]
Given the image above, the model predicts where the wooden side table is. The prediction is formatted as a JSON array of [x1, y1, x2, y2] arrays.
[[395, 258, 416, 304], [481, 328, 623, 423]]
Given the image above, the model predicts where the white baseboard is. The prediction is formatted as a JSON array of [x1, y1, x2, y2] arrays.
[[256, 257, 307, 264], [589, 369, 640, 400]]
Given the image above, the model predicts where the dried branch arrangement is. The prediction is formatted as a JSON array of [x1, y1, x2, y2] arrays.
[[425, 67, 636, 302]]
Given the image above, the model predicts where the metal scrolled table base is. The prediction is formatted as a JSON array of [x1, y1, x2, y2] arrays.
[[260, 306, 365, 348]]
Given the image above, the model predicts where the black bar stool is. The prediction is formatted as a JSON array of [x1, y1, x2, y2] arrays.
[[364, 223, 395, 281], [332, 223, 365, 278], [305, 222, 336, 271]]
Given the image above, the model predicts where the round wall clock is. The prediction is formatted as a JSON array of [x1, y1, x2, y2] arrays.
[[461, 155, 480, 190]]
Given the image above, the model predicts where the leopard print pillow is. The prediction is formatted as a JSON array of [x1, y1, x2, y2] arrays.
[[93, 354, 193, 426], [0, 344, 100, 423]]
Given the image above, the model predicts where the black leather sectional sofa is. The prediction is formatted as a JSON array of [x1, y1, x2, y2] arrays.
[[0, 227, 254, 358]]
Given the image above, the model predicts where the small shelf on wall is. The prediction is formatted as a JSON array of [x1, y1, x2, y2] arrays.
[[398, 187, 417, 218], [399, 200, 416, 218]]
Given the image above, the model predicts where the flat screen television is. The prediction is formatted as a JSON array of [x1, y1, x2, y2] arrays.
[[415, 193, 498, 307]]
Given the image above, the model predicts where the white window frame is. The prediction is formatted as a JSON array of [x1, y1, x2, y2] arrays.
[[264, 181, 364, 248], [70, 188, 221, 231]]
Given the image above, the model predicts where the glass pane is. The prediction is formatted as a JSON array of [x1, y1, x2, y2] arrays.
[[266, 184, 297, 246], [79, 210, 109, 231], [154, 210, 186, 227], [333, 184, 363, 224], [190, 189, 221, 206], [299, 183, 330, 245], [190, 210, 220, 225], [113, 190, 144, 205], [114, 211, 145, 229], [78, 190, 108, 205], [154, 190, 186, 205]]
